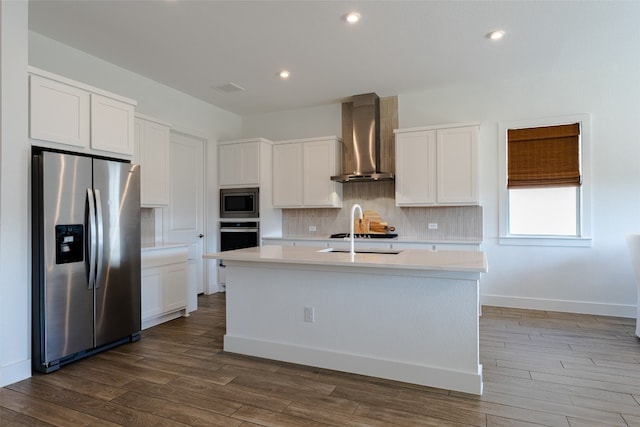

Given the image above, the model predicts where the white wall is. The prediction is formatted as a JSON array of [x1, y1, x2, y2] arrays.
[[241, 65, 640, 317], [0, 0, 30, 387], [242, 103, 342, 141]]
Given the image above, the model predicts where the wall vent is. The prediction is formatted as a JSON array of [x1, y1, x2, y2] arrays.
[[213, 82, 245, 93]]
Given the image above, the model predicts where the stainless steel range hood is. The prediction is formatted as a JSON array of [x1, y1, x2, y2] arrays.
[[331, 93, 394, 183]]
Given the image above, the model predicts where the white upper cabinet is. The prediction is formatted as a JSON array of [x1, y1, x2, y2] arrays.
[[134, 114, 171, 206], [395, 129, 436, 205], [272, 136, 342, 208], [218, 140, 261, 187], [90, 94, 135, 155], [29, 74, 90, 148], [436, 126, 479, 204], [28, 67, 136, 157], [395, 124, 479, 206], [272, 143, 303, 206], [303, 139, 342, 207]]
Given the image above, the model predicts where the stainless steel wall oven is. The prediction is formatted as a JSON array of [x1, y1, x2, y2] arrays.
[[219, 221, 259, 251], [218, 221, 259, 288]]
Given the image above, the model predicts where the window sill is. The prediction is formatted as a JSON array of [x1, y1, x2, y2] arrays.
[[499, 235, 592, 248]]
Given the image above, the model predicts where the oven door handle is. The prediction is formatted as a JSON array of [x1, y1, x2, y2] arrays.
[[220, 228, 259, 233]]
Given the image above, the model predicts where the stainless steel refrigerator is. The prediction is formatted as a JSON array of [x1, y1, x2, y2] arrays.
[[32, 148, 141, 373]]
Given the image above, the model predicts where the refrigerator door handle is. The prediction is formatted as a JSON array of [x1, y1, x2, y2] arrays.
[[94, 189, 104, 289], [87, 188, 97, 289]]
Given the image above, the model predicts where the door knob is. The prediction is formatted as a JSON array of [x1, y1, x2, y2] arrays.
[[198, 234, 204, 238]]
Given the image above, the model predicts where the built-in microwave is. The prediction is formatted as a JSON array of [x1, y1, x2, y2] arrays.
[[220, 187, 259, 218]]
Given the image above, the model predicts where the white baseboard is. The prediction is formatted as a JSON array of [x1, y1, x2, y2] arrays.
[[0, 358, 31, 387], [482, 294, 636, 318], [224, 334, 483, 395], [142, 309, 185, 330]]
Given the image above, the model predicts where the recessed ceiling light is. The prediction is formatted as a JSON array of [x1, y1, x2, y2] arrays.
[[487, 30, 505, 40], [279, 70, 290, 79], [345, 12, 361, 24]]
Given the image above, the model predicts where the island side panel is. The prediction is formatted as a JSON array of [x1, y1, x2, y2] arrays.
[[223, 262, 482, 395]]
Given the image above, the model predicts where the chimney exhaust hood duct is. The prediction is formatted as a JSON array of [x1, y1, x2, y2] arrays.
[[331, 93, 394, 183]]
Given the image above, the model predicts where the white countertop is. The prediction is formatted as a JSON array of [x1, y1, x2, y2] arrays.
[[142, 242, 189, 252], [262, 235, 483, 245], [204, 245, 487, 273]]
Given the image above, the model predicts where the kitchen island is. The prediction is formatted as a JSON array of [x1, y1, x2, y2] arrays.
[[205, 245, 488, 395]]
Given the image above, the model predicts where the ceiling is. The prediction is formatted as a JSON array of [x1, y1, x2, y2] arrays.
[[28, 0, 640, 116]]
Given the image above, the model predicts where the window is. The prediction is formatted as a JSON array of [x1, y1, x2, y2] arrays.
[[498, 114, 591, 247]]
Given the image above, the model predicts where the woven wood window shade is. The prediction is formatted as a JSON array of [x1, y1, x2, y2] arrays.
[[507, 123, 581, 188]]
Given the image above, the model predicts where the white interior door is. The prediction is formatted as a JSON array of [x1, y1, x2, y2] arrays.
[[166, 131, 205, 312]]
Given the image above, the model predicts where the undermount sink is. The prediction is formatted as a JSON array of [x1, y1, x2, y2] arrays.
[[317, 248, 403, 255]]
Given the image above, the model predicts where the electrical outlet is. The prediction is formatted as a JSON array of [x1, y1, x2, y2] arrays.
[[308, 225, 317, 232], [304, 307, 315, 322], [428, 223, 438, 230]]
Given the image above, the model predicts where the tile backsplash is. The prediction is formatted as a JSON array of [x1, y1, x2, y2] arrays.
[[282, 181, 483, 241], [141, 208, 156, 244]]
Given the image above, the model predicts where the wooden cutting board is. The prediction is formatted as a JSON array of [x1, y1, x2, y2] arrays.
[[353, 218, 370, 234], [363, 210, 388, 234], [363, 210, 382, 223]]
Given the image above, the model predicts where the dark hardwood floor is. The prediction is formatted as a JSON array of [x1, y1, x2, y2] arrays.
[[2, 293, 640, 426]]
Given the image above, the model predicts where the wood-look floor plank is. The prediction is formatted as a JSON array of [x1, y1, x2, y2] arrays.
[[486, 414, 547, 427], [6, 379, 172, 426], [282, 402, 393, 427], [81, 355, 180, 385], [121, 378, 243, 416], [224, 364, 337, 396], [0, 406, 55, 427], [622, 413, 640, 427], [483, 371, 638, 405], [165, 376, 292, 413], [353, 402, 478, 426], [476, 391, 628, 426], [34, 371, 129, 401], [334, 386, 488, 426], [231, 405, 332, 427], [0, 387, 126, 426], [111, 390, 243, 427], [57, 361, 136, 387], [2, 294, 639, 427]]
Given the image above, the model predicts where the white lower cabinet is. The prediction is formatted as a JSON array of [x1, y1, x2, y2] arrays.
[[261, 237, 480, 252], [141, 245, 188, 330]]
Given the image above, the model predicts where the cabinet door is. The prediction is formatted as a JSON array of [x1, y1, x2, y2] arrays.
[[239, 142, 260, 185], [303, 140, 342, 207], [136, 118, 170, 206], [218, 142, 260, 186], [90, 94, 135, 155], [218, 143, 240, 186], [395, 130, 436, 206], [141, 267, 164, 321], [29, 75, 90, 147], [436, 127, 478, 204], [272, 143, 303, 207], [164, 264, 187, 312]]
